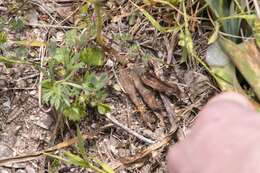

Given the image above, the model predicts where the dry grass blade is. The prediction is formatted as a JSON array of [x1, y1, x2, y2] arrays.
[[129, 0, 181, 33], [0, 132, 97, 167], [119, 129, 176, 165], [105, 113, 155, 144]]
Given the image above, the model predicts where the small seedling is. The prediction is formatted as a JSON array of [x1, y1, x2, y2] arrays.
[[42, 29, 110, 122]]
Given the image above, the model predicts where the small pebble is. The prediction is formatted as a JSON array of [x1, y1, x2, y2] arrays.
[[0, 168, 10, 173], [35, 113, 53, 130], [56, 31, 64, 42], [105, 59, 114, 68], [16, 80, 27, 88], [29, 90, 37, 96], [15, 170, 26, 173], [25, 165, 36, 173], [0, 79, 6, 88]]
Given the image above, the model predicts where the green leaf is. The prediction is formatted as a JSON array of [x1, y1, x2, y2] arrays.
[[42, 80, 71, 110], [76, 127, 89, 161], [205, 0, 243, 42], [49, 159, 60, 173], [95, 74, 107, 90], [80, 47, 104, 66], [219, 38, 260, 100], [44, 153, 69, 164], [135, 4, 180, 33], [63, 104, 86, 121], [15, 40, 47, 47], [0, 17, 6, 31], [53, 48, 70, 64], [0, 32, 7, 45], [80, 3, 90, 14], [48, 41, 57, 56], [65, 53, 84, 72], [83, 73, 107, 92], [15, 47, 28, 58], [206, 41, 243, 92], [254, 19, 260, 48], [165, 0, 182, 5], [205, 0, 229, 18], [64, 151, 87, 168], [10, 18, 25, 31], [94, 158, 115, 173], [208, 22, 220, 44], [0, 56, 29, 65], [65, 29, 78, 48], [97, 103, 111, 115], [63, 82, 83, 90]]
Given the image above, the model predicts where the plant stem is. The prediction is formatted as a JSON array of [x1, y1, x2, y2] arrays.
[[88, 163, 107, 173], [94, 1, 105, 46]]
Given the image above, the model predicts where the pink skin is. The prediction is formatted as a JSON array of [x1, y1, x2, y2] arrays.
[[167, 92, 260, 173]]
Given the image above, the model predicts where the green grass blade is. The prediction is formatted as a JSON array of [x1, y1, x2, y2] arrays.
[[219, 37, 260, 100], [0, 56, 30, 64], [131, 1, 180, 33]]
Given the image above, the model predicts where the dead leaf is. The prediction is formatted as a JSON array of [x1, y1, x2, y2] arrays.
[[160, 94, 176, 129], [131, 71, 162, 111], [141, 73, 181, 97], [119, 69, 165, 126], [118, 70, 145, 111]]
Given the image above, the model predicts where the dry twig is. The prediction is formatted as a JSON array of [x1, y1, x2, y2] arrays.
[[105, 113, 155, 144]]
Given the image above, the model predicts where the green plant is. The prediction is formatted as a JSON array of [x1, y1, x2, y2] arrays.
[[48, 159, 61, 173], [0, 16, 47, 66], [42, 29, 110, 121], [0, 32, 7, 45], [94, 0, 104, 46], [45, 127, 115, 173], [205, 0, 260, 107], [178, 1, 195, 61], [10, 18, 25, 31], [205, 0, 249, 42]]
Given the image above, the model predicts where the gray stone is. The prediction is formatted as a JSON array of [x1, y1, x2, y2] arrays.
[[10, 162, 26, 169], [0, 144, 13, 158], [15, 170, 26, 173], [27, 10, 38, 24], [35, 113, 53, 130], [0, 79, 6, 88], [25, 165, 36, 173], [105, 59, 114, 68], [16, 80, 27, 88], [206, 42, 230, 66], [0, 168, 10, 173]]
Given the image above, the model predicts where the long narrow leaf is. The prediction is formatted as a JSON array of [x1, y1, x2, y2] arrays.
[[206, 42, 244, 92], [131, 1, 180, 33], [0, 56, 30, 64], [15, 40, 47, 47], [219, 37, 260, 100]]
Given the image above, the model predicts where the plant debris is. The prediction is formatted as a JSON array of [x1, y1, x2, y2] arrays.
[[2, 0, 260, 172]]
